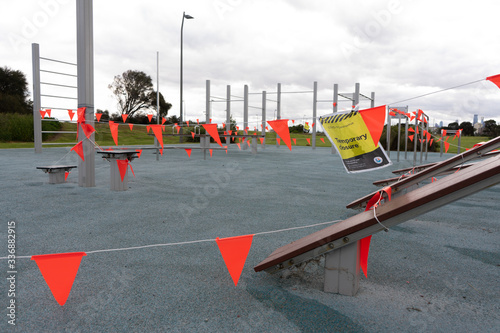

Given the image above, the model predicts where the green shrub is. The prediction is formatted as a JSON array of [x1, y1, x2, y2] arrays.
[[0, 113, 61, 142]]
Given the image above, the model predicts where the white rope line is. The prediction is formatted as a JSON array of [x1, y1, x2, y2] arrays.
[[0, 220, 339, 260], [373, 207, 389, 232]]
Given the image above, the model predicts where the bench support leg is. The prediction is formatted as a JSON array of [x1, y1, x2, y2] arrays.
[[48, 170, 66, 184], [251, 138, 258, 154], [324, 240, 360, 296], [110, 160, 128, 191]]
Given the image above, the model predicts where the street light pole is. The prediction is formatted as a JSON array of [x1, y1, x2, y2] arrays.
[[180, 11, 194, 142]]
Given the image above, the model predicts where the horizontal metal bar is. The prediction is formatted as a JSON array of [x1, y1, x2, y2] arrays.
[[40, 69, 77, 77], [42, 131, 78, 134], [40, 82, 77, 89], [41, 142, 77, 145], [41, 94, 78, 100], [41, 107, 77, 111], [40, 57, 77, 66]]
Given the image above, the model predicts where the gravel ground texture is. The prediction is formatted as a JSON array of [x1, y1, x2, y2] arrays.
[[1, 144, 499, 333]]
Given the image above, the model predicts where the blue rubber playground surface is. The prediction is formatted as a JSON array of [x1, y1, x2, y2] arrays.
[[1, 145, 499, 332]]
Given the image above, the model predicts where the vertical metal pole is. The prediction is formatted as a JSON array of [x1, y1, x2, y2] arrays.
[[440, 129, 444, 157], [354, 83, 360, 109], [206, 80, 210, 123], [226, 85, 231, 146], [397, 112, 401, 162], [312, 81, 317, 149], [370, 92, 375, 108], [262, 91, 266, 149], [276, 83, 281, 148], [413, 114, 418, 166], [243, 84, 249, 150], [419, 120, 424, 164], [77, 0, 95, 187], [457, 132, 462, 154], [404, 116, 408, 160], [32, 43, 42, 153], [333, 84, 338, 113], [386, 108, 391, 157], [180, 13, 185, 143], [156, 51, 160, 161], [425, 116, 429, 161]]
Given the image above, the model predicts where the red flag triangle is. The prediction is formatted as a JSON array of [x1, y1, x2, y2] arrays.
[[444, 141, 450, 153], [161, 117, 167, 125], [359, 236, 371, 278], [306, 138, 311, 145], [276, 138, 281, 145], [77, 107, 86, 123], [146, 125, 150, 133], [129, 123, 134, 130], [68, 110, 75, 121], [147, 114, 153, 122], [320, 138, 325, 143], [70, 141, 85, 161], [292, 138, 296, 145], [186, 120, 190, 127], [40, 110, 46, 119], [267, 119, 292, 150], [191, 131, 195, 139], [116, 160, 129, 182], [358, 105, 386, 147], [202, 124, 223, 147], [209, 149, 213, 157], [236, 143, 241, 150], [408, 134, 414, 142], [95, 112, 102, 122], [135, 149, 142, 158], [65, 171, 70, 181], [185, 148, 192, 157], [81, 123, 95, 139], [46, 109, 51, 117], [121, 114, 128, 122], [109, 121, 119, 146], [216, 234, 254, 286], [150, 125, 164, 148], [259, 138, 264, 144], [486, 74, 500, 89], [31, 252, 86, 306]]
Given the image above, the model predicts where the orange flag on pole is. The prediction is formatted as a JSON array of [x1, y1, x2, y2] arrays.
[[147, 114, 153, 122], [150, 125, 164, 149], [31, 252, 86, 306], [185, 148, 192, 158], [486, 74, 500, 89], [121, 114, 128, 122], [68, 110, 75, 121], [202, 124, 223, 146], [267, 119, 292, 150], [95, 112, 102, 122], [216, 235, 254, 286], [70, 141, 85, 161], [109, 121, 119, 146]]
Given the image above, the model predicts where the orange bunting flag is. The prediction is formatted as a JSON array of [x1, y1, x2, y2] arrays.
[[408, 135, 414, 142], [68, 110, 75, 121], [486, 74, 500, 89], [209, 149, 213, 157], [267, 119, 292, 150], [128, 123, 134, 130], [215, 234, 254, 286], [186, 120, 190, 127], [236, 126, 240, 130], [306, 138, 311, 145], [176, 125, 181, 134], [64, 171, 70, 181], [116, 160, 129, 181], [109, 121, 119, 146], [236, 143, 241, 150], [146, 125, 150, 133], [191, 131, 195, 139], [291, 119, 295, 124], [45, 109, 51, 117], [70, 141, 85, 161], [81, 123, 95, 139], [162, 125, 165, 132], [95, 112, 102, 122], [358, 105, 387, 147], [426, 132, 431, 142], [31, 252, 86, 306], [160, 148, 164, 155], [429, 139, 433, 147], [135, 149, 142, 158], [150, 125, 164, 149], [121, 114, 128, 122], [276, 138, 281, 145], [259, 138, 264, 144], [228, 130, 232, 136], [292, 138, 296, 145], [196, 119, 199, 124], [444, 141, 450, 153], [77, 107, 86, 123], [442, 129, 447, 137], [147, 114, 153, 122], [185, 148, 192, 158], [389, 111, 396, 117], [202, 124, 223, 147], [320, 138, 325, 143], [160, 117, 166, 125], [40, 110, 46, 119], [408, 127, 415, 133], [247, 140, 251, 147]]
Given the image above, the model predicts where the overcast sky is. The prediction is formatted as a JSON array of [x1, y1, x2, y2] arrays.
[[2, 0, 500, 128]]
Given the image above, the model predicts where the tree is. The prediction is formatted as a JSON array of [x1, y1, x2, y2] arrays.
[[446, 122, 459, 130], [483, 119, 499, 138], [108, 70, 171, 118], [0, 66, 32, 114], [459, 121, 475, 136]]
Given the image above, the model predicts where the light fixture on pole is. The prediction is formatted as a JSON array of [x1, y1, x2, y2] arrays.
[[180, 11, 194, 142]]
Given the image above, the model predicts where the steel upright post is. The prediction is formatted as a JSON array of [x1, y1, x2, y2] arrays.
[[312, 81, 317, 149], [77, 0, 95, 187], [32, 43, 42, 153]]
